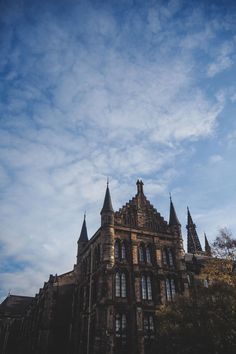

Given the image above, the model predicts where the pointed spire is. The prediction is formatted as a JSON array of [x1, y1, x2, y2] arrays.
[[186, 207, 203, 254], [101, 181, 114, 214], [78, 214, 88, 243], [169, 194, 181, 226], [204, 233, 212, 256], [187, 206, 194, 226]]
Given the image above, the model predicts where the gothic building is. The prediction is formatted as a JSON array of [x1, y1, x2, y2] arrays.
[[0, 180, 211, 354]]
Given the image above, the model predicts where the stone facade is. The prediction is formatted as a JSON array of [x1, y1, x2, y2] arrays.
[[0, 180, 211, 354]]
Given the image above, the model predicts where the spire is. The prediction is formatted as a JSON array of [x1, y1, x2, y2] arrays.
[[186, 207, 203, 254], [204, 233, 212, 256], [101, 181, 114, 214], [78, 214, 88, 243], [169, 194, 181, 226]]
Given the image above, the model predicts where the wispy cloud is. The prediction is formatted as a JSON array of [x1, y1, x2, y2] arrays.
[[0, 0, 236, 301]]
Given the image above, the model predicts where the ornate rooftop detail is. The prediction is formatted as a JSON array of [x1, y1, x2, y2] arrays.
[[114, 180, 169, 233]]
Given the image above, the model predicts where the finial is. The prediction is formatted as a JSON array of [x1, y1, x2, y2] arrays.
[[84, 212, 86, 220], [169, 192, 172, 201], [107, 177, 109, 186]]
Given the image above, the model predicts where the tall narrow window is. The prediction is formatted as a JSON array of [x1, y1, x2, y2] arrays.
[[168, 248, 174, 266], [121, 273, 126, 298], [141, 275, 147, 300], [171, 279, 176, 298], [139, 245, 145, 263], [121, 243, 126, 260], [162, 249, 167, 265], [141, 275, 152, 300], [146, 246, 151, 264], [115, 272, 127, 298], [147, 276, 152, 300], [116, 273, 120, 297], [165, 279, 171, 301], [144, 314, 155, 336], [115, 313, 127, 337], [115, 240, 120, 259], [165, 278, 176, 301]]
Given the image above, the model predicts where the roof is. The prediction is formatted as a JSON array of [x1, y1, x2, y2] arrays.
[[0, 295, 34, 317]]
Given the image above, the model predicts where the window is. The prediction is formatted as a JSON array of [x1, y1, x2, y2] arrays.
[[115, 313, 127, 337], [163, 248, 175, 267], [141, 275, 152, 300], [121, 243, 126, 260], [144, 314, 155, 337], [165, 278, 176, 301], [139, 244, 145, 263], [115, 313, 127, 353], [115, 272, 127, 298], [115, 240, 120, 259], [115, 240, 127, 261], [139, 244, 152, 264], [146, 246, 151, 264]]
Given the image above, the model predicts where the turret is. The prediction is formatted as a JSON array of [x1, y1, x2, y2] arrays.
[[186, 207, 203, 254], [100, 181, 114, 226], [77, 214, 88, 264], [204, 233, 212, 257]]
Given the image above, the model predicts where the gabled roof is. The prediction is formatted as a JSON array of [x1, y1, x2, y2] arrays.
[[0, 295, 34, 317], [115, 180, 168, 233]]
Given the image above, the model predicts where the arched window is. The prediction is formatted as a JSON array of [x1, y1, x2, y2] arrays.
[[115, 240, 120, 259], [121, 243, 126, 260], [139, 244, 145, 263], [115, 272, 127, 298], [146, 246, 151, 264], [165, 278, 176, 301], [141, 275, 152, 300]]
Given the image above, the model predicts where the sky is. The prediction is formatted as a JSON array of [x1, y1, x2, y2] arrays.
[[0, 0, 236, 301]]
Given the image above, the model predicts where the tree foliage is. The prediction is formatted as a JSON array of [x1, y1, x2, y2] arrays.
[[157, 229, 236, 354]]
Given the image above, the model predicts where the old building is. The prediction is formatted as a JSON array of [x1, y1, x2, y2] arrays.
[[0, 180, 211, 354]]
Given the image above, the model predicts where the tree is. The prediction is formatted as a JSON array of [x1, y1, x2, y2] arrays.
[[157, 229, 236, 354]]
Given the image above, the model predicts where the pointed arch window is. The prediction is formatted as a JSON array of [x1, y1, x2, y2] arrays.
[[141, 275, 152, 300], [115, 272, 127, 298], [165, 278, 176, 301]]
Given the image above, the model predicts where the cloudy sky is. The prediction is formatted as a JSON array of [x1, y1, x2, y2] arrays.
[[0, 0, 236, 301]]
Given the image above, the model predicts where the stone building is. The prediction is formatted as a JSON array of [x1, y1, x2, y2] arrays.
[[0, 180, 211, 354]]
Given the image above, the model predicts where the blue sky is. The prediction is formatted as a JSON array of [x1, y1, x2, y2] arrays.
[[0, 0, 236, 300]]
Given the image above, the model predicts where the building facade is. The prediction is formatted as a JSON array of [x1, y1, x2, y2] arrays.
[[0, 180, 211, 354]]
